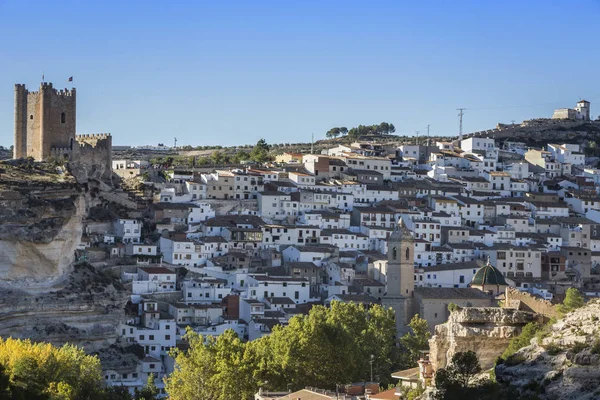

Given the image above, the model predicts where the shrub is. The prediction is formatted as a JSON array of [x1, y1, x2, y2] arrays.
[[591, 339, 600, 355], [504, 353, 526, 366], [544, 343, 562, 356], [571, 341, 587, 354], [502, 322, 542, 359], [448, 303, 460, 313]]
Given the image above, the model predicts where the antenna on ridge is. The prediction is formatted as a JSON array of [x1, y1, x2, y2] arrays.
[[457, 108, 466, 141], [311, 133, 314, 155], [174, 137, 177, 149]]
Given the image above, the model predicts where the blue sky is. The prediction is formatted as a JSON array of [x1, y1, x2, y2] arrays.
[[1, 0, 599, 147]]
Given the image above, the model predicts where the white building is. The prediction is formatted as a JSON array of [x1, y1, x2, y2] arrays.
[[114, 219, 142, 244], [416, 261, 480, 288], [132, 266, 177, 295], [181, 278, 231, 303], [246, 275, 312, 304], [159, 237, 201, 267]]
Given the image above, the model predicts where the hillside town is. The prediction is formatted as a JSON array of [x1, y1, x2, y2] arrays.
[[3, 80, 600, 400], [69, 100, 600, 396]]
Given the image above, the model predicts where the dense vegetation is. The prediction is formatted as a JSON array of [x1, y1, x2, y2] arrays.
[[434, 351, 520, 400], [0, 337, 104, 399], [165, 302, 429, 400], [326, 122, 396, 139]]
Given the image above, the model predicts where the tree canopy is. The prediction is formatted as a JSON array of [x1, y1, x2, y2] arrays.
[[165, 301, 413, 400], [558, 288, 585, 314], [399, 314, 431, 367], [0, 337, 108, 399], [326, 122, 395, 139], [250, 139, 274, 163]]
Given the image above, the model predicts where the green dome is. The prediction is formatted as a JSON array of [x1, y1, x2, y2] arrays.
[[471, 261, 507, 286]]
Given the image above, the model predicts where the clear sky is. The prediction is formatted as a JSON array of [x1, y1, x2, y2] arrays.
[[1, 0, 599, 147]]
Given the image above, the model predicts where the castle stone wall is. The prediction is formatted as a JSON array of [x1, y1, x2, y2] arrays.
[[503, 287, 559, 319], [71, 134, 113, 182]]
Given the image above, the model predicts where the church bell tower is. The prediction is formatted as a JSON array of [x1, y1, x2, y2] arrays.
[[382, 217, 414, 335]]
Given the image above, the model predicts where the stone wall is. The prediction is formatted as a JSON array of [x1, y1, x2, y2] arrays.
[[429, 307, 538, 371], [73, 133, 113, 182], [503, 287, 559, 320]]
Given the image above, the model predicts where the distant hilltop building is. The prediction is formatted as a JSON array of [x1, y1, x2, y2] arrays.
[[13, 81, 112, 180], [552, 100, 590, 121]]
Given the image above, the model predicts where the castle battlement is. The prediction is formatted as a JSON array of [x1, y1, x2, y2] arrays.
[[19, 83, 76, 97], [76, 133, 111, 140]]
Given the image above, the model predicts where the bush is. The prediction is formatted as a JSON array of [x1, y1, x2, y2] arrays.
[[502, 322, 542, 359], [557, 288, 585, 315], [544, 343, 562, 356], [590, 339, 600, 355], [571, 342, 587, 354], [448, 303, 460, 313], [504, 353, 526, 366]]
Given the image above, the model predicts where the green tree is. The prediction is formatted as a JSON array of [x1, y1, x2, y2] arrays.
[[250, 139, 273, 163], [399, 314, 431, 367], [233, 150, 251, 163], [325, 127, 339, 139], [0, 338, 104, 400], [104, 385, 134, 400], [434, 351, 482, 400], [165, 302, 402, 399], [211, 150, 225, 165], [585, 141, 598, 156], [134, 373, 159, 400], [558, 288, 585, 314]]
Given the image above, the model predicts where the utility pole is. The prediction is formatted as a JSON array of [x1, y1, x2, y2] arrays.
[[369, 354, 375, 382], [415, 130, 420, 146], [311, 133, 314, 155], [174, 137, 177, 149], [457, 108, 466, 141], [426, 124, 430, 146]]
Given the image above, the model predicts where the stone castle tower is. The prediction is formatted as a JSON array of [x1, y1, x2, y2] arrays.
[[13, 80, 113, 182], [14, 82, 76, 160], [382, 217, 415, 336]]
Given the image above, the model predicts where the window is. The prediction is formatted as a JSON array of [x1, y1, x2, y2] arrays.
[[61, 112, 66, 123], [294, 291, 299, 299], [149, 335, 154, 340], [165, 335, 171, 340]]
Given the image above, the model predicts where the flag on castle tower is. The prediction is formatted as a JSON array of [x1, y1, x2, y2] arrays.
[[68, 76, 73, 82]]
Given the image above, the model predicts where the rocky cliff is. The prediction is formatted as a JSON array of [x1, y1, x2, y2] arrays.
[[0, 263, 130, 351], [0, 160, 131, 352], [0, 160, 86, 283], [429, 307, 539, 370], [495, 300, 600, 400]]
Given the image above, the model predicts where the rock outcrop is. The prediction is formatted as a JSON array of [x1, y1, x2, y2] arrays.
[[495, 300, 600, 400], [429, 307, 538, 370], [0, 161, 86, 282], [0, 263, 130, 352]]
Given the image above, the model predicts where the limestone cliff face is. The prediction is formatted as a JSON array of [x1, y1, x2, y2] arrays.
[[0, 194, 85, 282], [495, 300, 600, 400], [429, 307, 538, 370], [0, 263, 130, 352], [0, 161, 130, 352]]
